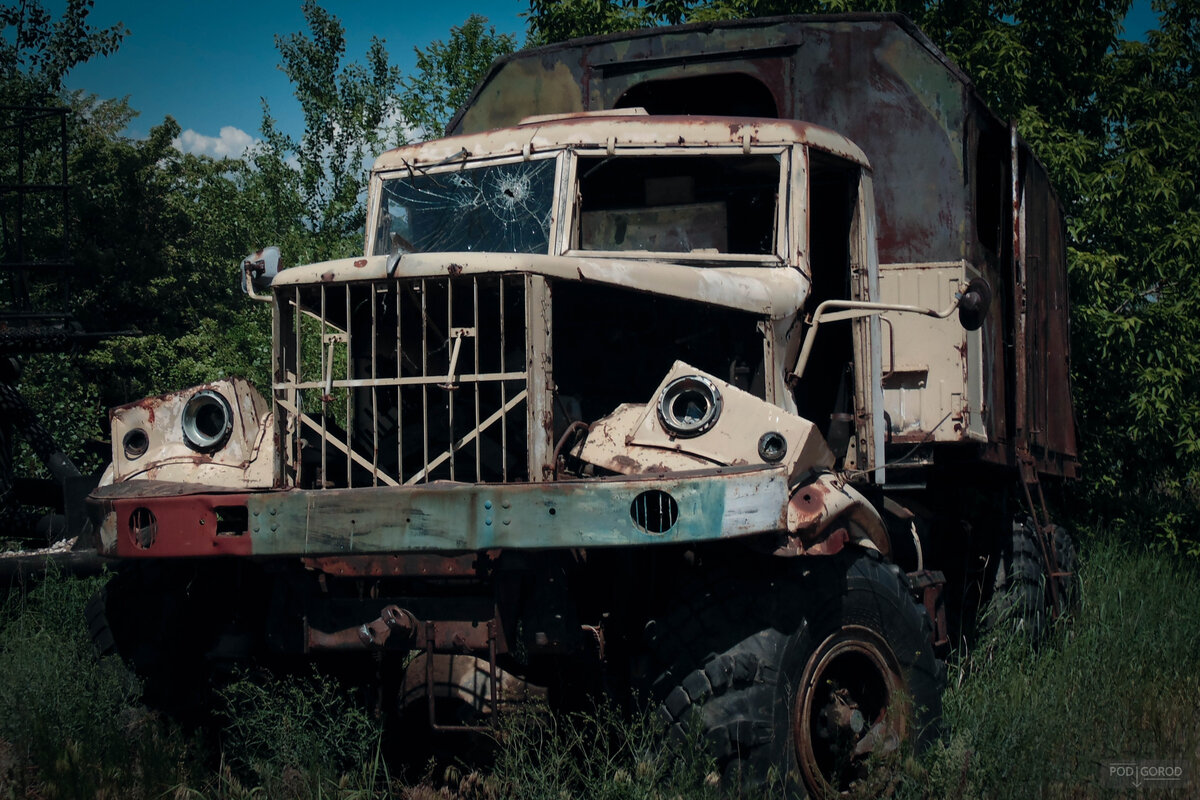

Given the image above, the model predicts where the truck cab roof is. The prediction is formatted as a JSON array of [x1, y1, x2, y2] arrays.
[[372, 112, 870, 173]]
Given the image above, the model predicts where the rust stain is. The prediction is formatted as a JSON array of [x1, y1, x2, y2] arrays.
[[354, 259, 368, 268], [806, 527, 849, 556], [301, 553, 497, 577], [611, 454, 640, 471], [447, 263, 464, 276], [321, 271, 335, 282], [786, 479, 830, 539]]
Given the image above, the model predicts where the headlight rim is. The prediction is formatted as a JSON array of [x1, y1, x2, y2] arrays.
[[181, 389, 234, 453], [657, 374, 723, 438]]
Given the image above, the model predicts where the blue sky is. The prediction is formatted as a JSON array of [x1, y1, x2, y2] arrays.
[[60, 1, 1160, 158], [64, 1, 529, 155]]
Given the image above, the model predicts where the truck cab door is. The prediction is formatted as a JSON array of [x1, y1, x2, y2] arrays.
[[795, 152, 883, 482]]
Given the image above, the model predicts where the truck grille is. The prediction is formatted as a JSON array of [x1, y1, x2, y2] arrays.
[[275, 275, 529, 487]]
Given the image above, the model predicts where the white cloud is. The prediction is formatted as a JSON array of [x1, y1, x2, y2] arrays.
[[172, 125, 258, 159]]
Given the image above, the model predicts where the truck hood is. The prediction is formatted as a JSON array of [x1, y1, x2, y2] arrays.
[[271, 252, 808, 320]]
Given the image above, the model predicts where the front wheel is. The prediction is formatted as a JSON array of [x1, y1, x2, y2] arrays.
[[649, 551, 944, 797]]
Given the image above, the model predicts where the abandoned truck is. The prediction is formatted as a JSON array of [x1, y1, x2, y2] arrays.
[[86, 13, 1077, 796]]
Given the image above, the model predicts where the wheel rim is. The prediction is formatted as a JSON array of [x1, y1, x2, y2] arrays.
[[793, 625, 907, 794]]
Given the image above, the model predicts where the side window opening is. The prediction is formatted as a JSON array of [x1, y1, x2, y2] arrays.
[[975, 127, 1008, 255], [576, 154, 780, 256], [795, 153, 860, 458]]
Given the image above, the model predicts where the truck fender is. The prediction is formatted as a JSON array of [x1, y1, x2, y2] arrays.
[[783, 473, 889, 557]]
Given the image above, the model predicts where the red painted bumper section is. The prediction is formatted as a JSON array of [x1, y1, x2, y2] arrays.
[[91, 487, 253, 558]]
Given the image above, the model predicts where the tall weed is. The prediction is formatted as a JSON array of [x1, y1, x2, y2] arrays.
[[1, 535, 1197, 799], [217, 667, 381, 794], [0, 569, 196, 797], [913, 537, 1200, 798]]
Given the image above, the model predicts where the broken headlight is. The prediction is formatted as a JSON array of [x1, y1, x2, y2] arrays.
[[657, 375, 722, 437], [181, 390, 234, 452]]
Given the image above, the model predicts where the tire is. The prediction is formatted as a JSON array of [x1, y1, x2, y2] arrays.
[[647, 550, 944, 797], [84, 564, 239, 720], [85, 585, 118, 658], [1048, 525, 1080, 615], [988, 516, 1047, 638]]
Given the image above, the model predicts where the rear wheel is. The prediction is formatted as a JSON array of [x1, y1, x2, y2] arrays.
[[988, 516, 1047, 637], [1049, 524, 1080, 615], [649, 551, 944, 797]]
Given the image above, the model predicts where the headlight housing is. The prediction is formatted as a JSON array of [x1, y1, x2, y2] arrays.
[[181, 390, 234, 452]]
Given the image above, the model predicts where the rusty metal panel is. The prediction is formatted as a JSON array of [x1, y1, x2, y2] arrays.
[[452, 16, 970, 267], [879, 261, 984, 443], [301, 552, 496, 578], [95, 491, 253, 558], [1015, 144, 1077, 476], [107, 378, 277, 489]]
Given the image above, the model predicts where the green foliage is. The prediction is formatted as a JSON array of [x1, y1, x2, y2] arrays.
[[14, 98, 275, 479], [251, 0, 403, 265], [4, 537, 1197, 797], [2, 2, 412, 492], [911, 537, 1200, 798], [0, 0, 126, 104], [525, 1, 658, 46], [0, 570, 195, 796], [485, 702, 722, 799], [1061, 1, 1200, 554], [399, 15, 517, 139], [217, 668, 379, 791]]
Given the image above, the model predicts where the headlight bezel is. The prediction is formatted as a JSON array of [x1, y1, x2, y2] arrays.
[[657, 374, 723, 438], [181, 389, 234, 452]]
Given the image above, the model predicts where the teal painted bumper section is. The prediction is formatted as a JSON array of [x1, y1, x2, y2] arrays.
[[247, 466, 788, 555]]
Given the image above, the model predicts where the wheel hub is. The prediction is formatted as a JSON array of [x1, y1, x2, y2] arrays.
[[794, 625, 907, 794]]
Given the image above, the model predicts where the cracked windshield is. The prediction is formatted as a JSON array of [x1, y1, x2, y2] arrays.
[[375, 158, 555, 255]]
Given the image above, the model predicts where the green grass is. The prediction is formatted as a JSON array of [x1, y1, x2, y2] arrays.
[[918, 536, 1200, 799], [1, 537, 1197, 799]]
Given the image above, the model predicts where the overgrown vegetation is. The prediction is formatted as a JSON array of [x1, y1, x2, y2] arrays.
[[1, 540, 1196, 798]]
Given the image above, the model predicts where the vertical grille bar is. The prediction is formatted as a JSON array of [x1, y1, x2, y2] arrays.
[[500, 277, 507, 481], [420, 279, 429, 482], [319, 285, 328, 488], [447, 277, 455, 481], [400, 278, 410, 484], [344, 285, 352, 488], [473, 277, 481, 480], [371, 284, 379, 486], [294, 286, 303, 487]]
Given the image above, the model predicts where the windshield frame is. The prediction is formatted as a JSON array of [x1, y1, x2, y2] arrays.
[[365, 143, 794, 267]]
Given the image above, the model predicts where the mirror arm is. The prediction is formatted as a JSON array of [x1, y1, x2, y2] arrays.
[[242, 261, 272, 303], [789, 297, 962, 384]]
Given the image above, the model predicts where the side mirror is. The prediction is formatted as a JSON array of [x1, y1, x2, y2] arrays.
[[242, 246, 281, 299], [958, 277, 992, 331]]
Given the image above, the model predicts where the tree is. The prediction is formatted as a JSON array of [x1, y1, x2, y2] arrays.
[[0, 0, 126, 106], [249, 0, 401, 266], [1063, 0, 1200, 553], [398, 14, 517, 139]]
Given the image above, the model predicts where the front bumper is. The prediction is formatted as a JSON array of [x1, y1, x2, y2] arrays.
[[89, 465, 789, 558]]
